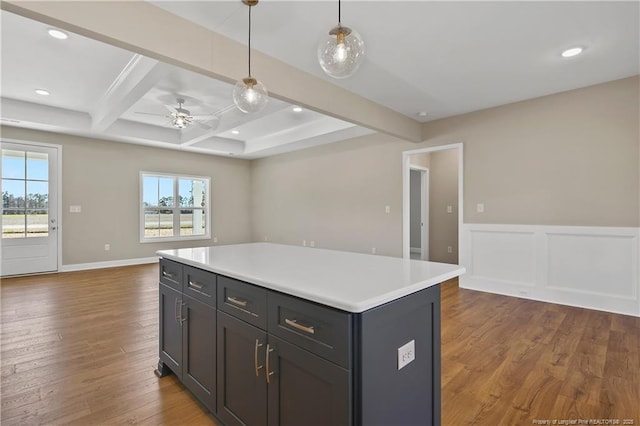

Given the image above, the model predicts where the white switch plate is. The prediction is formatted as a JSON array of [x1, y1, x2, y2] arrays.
[[398, 340, 415, 370], [69, 205, 81, 213], [477, 203, 485, 213], [447, 205, 453, 213], [385, 205, 391, 214]]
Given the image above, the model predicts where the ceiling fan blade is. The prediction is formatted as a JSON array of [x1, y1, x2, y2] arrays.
[[135, 112, 166, 116], [164, 104, 178, 114], [190, 114, 217, 119]]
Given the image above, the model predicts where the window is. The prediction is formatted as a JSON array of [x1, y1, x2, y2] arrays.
[[2, 149, 50, 239], [140, 172, 210, 243]]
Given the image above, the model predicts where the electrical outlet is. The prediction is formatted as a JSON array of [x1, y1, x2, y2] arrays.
[[385, 205, 391, 214], [213, 236, 218, 243], [302, 240, 307, 247], [104, 244, 110, 251], [310, 240, 315, 248], [264, 236, 268, 242], [477, 203, 485, 213], [448, 246, 453, 253], [398, 340, 415, 370], [372, 247, 376, 255]]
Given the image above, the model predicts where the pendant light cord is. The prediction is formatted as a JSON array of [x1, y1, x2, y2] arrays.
[[338, 0, 341, 24], [248, 4, 252, 77]]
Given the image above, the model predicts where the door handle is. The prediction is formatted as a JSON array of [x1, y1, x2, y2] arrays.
[[254, 339, 264, 377], [266, 344, 275, 384]]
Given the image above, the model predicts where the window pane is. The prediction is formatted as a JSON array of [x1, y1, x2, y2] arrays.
[[2, 150, 25, 179], [26, 181, 48, 209], [143, 176, 159, 207], [144, 209, 175, 238], [2, 212, 25, 238], [180, 209, 205, 236], [144, 209, 161, 238], [2, 179, 25, 209], [27, 210, 48, 238], [179, 179, 193, 207], [27, 152, 48, 181], [159, 178, 173, 207]]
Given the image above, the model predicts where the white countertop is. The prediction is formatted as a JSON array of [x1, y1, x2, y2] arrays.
[[157, 243, 465, 313]]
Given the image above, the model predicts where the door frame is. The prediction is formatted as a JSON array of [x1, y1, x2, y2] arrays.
[[409, 166, 429, 260], [402, 143, 463, 260], [1, 138, 63, 274]]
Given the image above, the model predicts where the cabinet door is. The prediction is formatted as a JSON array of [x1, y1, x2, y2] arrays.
[[159, 284, 182, 379], [182, 294, 216, 413], [217, 311, 267, 426], [267, 335, 350, 426]]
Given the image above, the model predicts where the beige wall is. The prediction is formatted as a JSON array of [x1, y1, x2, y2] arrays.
[[425, 76, 639, 226], [251, 76, 639, 258], [428, 150, 458, 264], [251, 132, 406, 257], [1, 127, 253, 265]]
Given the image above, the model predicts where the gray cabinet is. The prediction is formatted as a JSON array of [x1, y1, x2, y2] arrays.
[[158, 258, 442, 426], [216, 285, 350, 426], [157, 261, 216, 413]]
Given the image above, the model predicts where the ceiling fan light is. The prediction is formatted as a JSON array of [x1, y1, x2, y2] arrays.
[[233, 77, 268, 114]]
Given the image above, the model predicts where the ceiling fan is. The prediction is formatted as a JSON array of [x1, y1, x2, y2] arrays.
[[136, 98, 220, 130]]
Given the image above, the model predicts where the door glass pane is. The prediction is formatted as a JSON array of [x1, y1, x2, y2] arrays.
[[27, 209, 48, 238], [2, 179, 25, 209], [27, 152, 48, 180], [26, 181, 48, 209], [2, 150, 25, 179], [3, 213, 25, 238]]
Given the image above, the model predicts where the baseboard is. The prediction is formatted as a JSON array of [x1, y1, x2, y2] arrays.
[[459, 224, 639, 317], [61, 256, 159, 272]]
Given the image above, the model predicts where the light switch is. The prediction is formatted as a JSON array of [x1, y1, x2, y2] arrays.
[[447, 205, 453, 213], [476, 203, 485, 213], [385, 205, 391, 214], [69, 205, 81, 213]]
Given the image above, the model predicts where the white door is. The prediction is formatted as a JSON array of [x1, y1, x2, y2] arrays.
[[1, 142, 59, 276]]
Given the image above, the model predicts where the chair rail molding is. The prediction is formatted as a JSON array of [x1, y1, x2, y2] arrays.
[[459, 223, 639, 317]]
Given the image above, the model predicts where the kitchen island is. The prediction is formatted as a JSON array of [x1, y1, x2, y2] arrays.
[[156, 243, 465, 426]]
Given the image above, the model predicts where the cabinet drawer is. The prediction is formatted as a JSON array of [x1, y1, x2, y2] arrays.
[[159, 259, 182, 291], [218, 276, 267, 329], [183, 266, 216, 307], [268, 292, 351, 368]]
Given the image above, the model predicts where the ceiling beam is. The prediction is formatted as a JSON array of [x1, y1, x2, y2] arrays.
[[91, 55, 170, 132], [1, 0, 423, 142]]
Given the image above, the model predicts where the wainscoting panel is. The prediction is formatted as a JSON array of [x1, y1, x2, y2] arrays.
[[460, 224, 639, 317]]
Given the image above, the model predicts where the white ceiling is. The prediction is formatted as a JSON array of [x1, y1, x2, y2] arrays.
[[1, 1, 638, 159]]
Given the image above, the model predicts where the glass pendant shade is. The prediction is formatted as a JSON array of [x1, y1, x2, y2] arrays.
[[318, 24, 365, 79], [233, 77, 268, 114]]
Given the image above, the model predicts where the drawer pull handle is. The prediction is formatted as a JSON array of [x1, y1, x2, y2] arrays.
[[162, 270, 174, 279], [188, 281, 204, 291], [266, 344, 275, 384], [285, 318, 315, 335], [254, 339, 264, 377], [227, 296, 248, 307]]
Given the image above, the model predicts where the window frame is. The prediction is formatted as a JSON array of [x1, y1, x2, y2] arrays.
[[139, 171, 211, 243]]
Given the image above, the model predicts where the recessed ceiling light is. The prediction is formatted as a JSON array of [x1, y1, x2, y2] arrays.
[[47, 29, 68, 40], [561, 47, 584, 58], [231, 130, 240, 135], [417, 111, 428, 118], [292, 107, 303, 113], [35, 89, 50, 96]]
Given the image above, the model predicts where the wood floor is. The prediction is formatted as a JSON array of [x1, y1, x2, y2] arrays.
[[1, 264, 638, 425]]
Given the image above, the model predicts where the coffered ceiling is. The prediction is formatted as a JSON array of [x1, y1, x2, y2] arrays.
[[1, 1, 638, 159]]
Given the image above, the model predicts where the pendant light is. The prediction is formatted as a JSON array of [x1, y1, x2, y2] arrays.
[[233, 0, 268, 113], [317, 0, 365, 79]]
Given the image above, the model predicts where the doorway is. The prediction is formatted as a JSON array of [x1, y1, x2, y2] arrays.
[[402, 143, 463, 262], [410, 166, 429, 260], [1, 141, 61, 276]]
